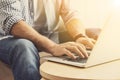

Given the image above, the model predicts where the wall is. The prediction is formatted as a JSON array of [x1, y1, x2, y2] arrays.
[[70, 0, 120, 28]]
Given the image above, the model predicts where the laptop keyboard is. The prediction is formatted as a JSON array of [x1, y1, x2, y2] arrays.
[[62, 50, 91, 63], [62, 56, 88, 63]]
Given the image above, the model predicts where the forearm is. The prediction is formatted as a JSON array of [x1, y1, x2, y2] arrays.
[[60, 0, 86, 40], [65, 19, 86, 40], [11, 20, 56, 52]]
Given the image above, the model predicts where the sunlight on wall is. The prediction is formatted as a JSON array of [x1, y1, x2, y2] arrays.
[[110, 0, 120, 13], [112, 0, 120, 10], [70, 0, 120, 28]]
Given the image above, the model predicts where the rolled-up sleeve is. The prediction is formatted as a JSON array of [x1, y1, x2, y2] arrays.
[[0, 0, 23, 35], [60, 0, 79, 24], [60, 0, 85, 39]]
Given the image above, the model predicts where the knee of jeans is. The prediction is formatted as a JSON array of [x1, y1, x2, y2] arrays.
[[10, 39, 39, 63], [14, 39, 35, 49], [10, 39, 41, 80], [14, 39, 38, 54]]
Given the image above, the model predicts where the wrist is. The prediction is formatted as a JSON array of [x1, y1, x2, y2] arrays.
[[74, 33, 86, 40], [35, 35, 57, 53]]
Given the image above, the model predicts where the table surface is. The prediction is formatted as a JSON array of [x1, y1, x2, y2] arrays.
[[40, 60, 120, 80]]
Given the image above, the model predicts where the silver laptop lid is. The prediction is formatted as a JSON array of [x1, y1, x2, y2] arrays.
[[86, 12, 120, 67]]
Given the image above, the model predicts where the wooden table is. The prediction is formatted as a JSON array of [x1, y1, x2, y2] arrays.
[[40, 60, 120, 80]]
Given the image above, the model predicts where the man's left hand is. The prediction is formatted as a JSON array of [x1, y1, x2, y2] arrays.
[[76, 37, 96, 50]]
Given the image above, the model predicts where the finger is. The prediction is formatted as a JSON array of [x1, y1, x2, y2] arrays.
[[90, 38, 96, 44], [65, 46, 85, 58], [85, 39, 94, 49], [63, 49, 76, 59], [76, 43, 88, 58], [76, 37, 94, 49], [65, 42, 88, 58], [67, 42, 85, 50]]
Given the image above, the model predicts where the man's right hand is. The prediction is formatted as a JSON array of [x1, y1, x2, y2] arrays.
[[49, 42, 88, 59], [11, 21, 88, 59]]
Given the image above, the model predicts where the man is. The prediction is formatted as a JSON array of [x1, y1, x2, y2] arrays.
[[0, 0, 95, 80]]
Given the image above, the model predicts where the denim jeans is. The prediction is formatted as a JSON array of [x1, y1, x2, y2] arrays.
[[0, 37, 41, 80]]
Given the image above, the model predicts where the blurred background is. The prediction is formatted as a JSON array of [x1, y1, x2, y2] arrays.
[[70, 0, 120, 28]]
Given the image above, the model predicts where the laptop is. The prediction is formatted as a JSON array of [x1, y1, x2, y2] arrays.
[[42, 13, 120, 68]]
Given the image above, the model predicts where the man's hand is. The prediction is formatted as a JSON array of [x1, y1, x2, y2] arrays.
[[76, 37, 96, 50], [49, 42, 88, 59], [11, 21, 89, 59]]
